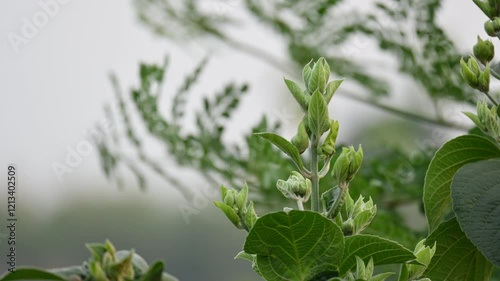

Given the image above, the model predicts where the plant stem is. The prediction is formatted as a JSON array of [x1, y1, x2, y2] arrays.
[[310, 136, 320, 212], [327, 183, 349, 219], [296, 199, 304, 211], [484, 91, 499, 106]]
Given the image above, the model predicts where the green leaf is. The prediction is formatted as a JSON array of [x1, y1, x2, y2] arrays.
[[244, 210, 344, 281], [140, 261, 164, 281], [451, 158, 500, 267], [0, 269, 65, 281], [308, 90, 330, 136], [325, 79, 344, 104], [422, 218, 494, 281], [338, 235, 416, 275], [214, 201, 240, 228], [423, 135, 500, 232], [284, 78, 308, 112], [254, 132, 305, 170]]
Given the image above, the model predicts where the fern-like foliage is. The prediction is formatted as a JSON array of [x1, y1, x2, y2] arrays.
[[134, 0, 474, 106]]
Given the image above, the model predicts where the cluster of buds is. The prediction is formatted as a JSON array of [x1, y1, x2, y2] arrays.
[[464, 100, 500, 141], [214, 184, 258, 231], [85, 240, 178, 281], [474, 36, 495, 64], [460, 56, 491, 93], [332, 257, 394, 281], [276, 171, 312, 209], [284, 57, 343, 153], [340, 194, 377, 235], [406, 239, 436, 281], [332, 146, 363, 186], [476, 0, 500, 35]]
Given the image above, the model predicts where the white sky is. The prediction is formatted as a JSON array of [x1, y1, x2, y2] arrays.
[[0, 0, 488, 216]]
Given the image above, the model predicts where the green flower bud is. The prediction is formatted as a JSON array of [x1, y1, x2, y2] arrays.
[[407, 239, 436, 280], [276, 171, 312, 202], [474, 36, 495, 64], [332, 145, 363, 185], [89, 261, 109, 281], [475, 100, 500, 140], [308, 57, 330, 93], [236, 183, 249, 213], [484, 18, 500, 36], [478, 63, 491, 93], [223, 188, 236, 206], [460, 57, 491, 90], [351, 196, 377, 235], [291, 120, 310, 154], [342, 218, 354, 236], [320, 120, 340, 158], [474, 0, 496, 18]]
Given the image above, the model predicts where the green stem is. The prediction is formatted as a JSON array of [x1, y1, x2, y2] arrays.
[[296, 199, 304, 211], [484, 91, 499, 106], [310, 136, 320, 212], [327, 183, 349, 219]]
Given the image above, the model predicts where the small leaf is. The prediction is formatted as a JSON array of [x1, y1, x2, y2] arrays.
[[234, 251, 254, 262], [139, 261, 164, 281], [0, 269, 65, 281], [308, 90, 330, 136], [338, 234, 416, 275], [284, 78, 308, 112], [422, 218, 494, 281], [244, 211, 344, 281], [451, 158, 500, 267], [214, 201, 240, 228], [254, 132, 305, 170], [423, 135, 500, 232], [325, 79, 344, 104]]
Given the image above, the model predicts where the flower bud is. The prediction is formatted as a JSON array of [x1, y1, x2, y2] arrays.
[[308, 58, 330, 93], [215, 185, 258, 231], [474, 0, 496, 18], [484, 18, 500, 36], [474, 36, 495, 64], [407, 239, 436, 280], [332, 145, 364, 185], [478, 63, 491, 93], [319, 120, 340, 158], [351, 196, 377, 235], [223, 188, 236, 206], [276, 172, 312, 202], [460, 57, 487, 90], [473, 100, 500, 140], [291, 120, 310, 154]]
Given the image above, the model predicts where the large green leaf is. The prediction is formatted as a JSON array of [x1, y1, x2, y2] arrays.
[[0, 269, 65, 281], [423, 135, 500, 232], [451, 158, 500, 267], [338, 235, 416, 275], [308, 90, 330, 136], [422, 218, 494, 281], [244, 211, 344, 281], [254, 132, 305, 171]]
